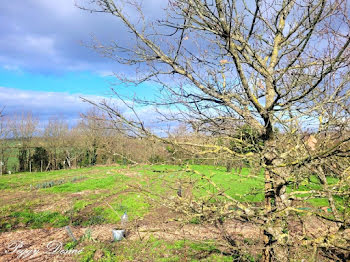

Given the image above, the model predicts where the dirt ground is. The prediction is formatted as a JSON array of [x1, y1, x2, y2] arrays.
[[0, 167, 349, 261], [0, 219, 260, 262], [0, 204, 261, 261], [1, 205, 349, 262]]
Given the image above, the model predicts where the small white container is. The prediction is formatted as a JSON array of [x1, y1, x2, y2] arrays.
[[112, 229, 125, 241]]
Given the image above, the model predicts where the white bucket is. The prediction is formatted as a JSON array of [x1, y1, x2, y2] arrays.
[[112, 229, 125, 241]]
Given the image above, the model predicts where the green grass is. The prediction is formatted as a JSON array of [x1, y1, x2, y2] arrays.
[[102, 193, 150, 223], [44, 174, 129, 193], [0, 167, 103, 190], [73, 200, 91, 211], [0, 164, 343, 233], [286, 175, 341, 207], [135, 164, 265, 203], [1, 164, 345, 261], [191, 165, 265, 202], [10, 210, 69, 229]]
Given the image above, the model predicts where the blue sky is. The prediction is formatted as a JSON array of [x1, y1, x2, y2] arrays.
[[0, 0, 165, 123], [0, 68, 113, 95]]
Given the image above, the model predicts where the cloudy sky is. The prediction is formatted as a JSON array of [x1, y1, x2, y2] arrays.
[[0, 0, 165, 124]]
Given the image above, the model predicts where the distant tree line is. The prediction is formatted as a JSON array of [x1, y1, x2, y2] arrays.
[[0, 108, 268, 175], [0, 109, 172, 174]]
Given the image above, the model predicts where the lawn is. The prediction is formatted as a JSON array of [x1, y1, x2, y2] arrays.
[[0, 164, 340, 261]]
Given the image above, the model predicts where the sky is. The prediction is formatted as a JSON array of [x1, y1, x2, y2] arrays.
[[0, 0, 165, 125]]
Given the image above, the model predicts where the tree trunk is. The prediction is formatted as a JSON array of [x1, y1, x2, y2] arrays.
[[262, 168, 274, 262], [226, 160, 233, 172], [261, 133, 276, 262], [261, 145, 290, 262]]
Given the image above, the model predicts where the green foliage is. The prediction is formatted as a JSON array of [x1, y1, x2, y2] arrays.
[[80, 245, 117, 262], [287, 175, 341, 207], [189, 217, 201, 224], [31, 147, 49, 171], [79, 245, 97, 262], [83, 214, 106, 226], [230, 124, 264, 154], [44, 174, 128, 193], [18, 148, 29, 172], [103, 193, 150, 223], [149, 155, 164, 164], [165, 145, 175, 154], [11, 210, 69, 229], [73, 200, 90, 211], [65, 241, 78, 250], [0, 166, 113, 190], [0, 182, 11, 190], [32, 176, 86, 189], [34, 179, 65, 189], [188, 165, 265, 202], [81, 147, 98, 167], [0, 164, 344, 240], [82, 229, 94, 241]]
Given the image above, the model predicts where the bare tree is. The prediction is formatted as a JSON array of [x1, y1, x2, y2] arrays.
[[10, 112, 39, 172], [43, 117, 69, 170], [77, 108, 164, 165], [0, 109, 10, 175], [79, 0, 350, 260], [76, 108, 109, 166]]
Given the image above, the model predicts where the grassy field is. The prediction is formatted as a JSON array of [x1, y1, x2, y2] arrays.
[[0, 164, 340, 261], [0, 165, 264, 229]]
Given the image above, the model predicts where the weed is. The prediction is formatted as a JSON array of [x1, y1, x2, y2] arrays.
[[65, 241, 78, 250], [10, 210, 69, 228]]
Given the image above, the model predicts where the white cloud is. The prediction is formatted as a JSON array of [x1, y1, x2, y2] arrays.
[[0, 86, 95, 122], [25, 35, 57, 56], [0, 86, 170, 131], [2, 65, 22, 73], [96, 70, 115, 77], [0, 0, 167, 74]]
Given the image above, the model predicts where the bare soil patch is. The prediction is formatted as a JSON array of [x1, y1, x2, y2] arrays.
[[1, 208, 349, 262]]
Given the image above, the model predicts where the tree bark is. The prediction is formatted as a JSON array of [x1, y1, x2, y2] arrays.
[[261, 135, 276, 262], [262, 168, 274, 262]]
